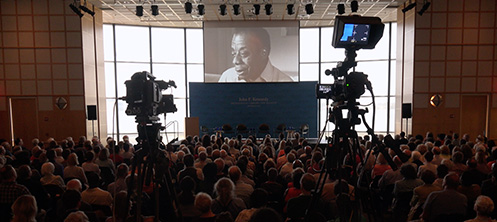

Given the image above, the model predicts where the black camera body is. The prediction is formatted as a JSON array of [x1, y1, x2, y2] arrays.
[[123, 71, 177, 122]]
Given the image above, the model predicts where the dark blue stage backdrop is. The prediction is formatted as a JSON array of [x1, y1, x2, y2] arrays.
[[189, 82, 318, 138]]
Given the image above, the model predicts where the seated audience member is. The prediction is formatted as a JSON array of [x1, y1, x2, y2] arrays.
[[64, 153, 88, 185], [408, 170, 441, 221], [106, 191, 131, 222], [418, 151, 437, 177], [64, 211, 89, 222], [422, 173, 468, 221], [458, 171, 482, 218], [81, 172, 113, 207], [378, 156, 404, 190], [11, 195, 37, 222], [95, 148, 116, 173], [198, 162, 218, 197], [372, 153, 392, 179], [40, 162, 66, 189], [193, 192, 216, 222], [16, 164, 49, 210], [393, 164, 424, 222], [107, 163, 128, 196], [179, 154, 201, 184], [0, 165, 31, 221], [261, 168, 284, 207], [286, 173, 326, 222], [211, 178, 246, 219], [481, 166, 497, 218], [178, 176, 201, 219], [236, 188, 269, 222], [82, 151, 100, 175], [47, 149, 65, 177], [59, 179, 92, 214], [60, 190, 85, 220], [433, 164, 449, 188], [283, 168, 304, 213], [453, 151, 468, 175], [229, 166, 254, 207], [248, 208, 282, 222], [465, 195, 497, 222]]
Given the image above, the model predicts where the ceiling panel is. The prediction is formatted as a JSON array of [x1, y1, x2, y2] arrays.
[[89, 0, 404, 27]]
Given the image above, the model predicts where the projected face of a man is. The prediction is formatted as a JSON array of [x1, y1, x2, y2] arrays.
[[231, 33, 268, 81]]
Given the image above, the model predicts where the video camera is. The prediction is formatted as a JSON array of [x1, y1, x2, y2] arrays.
[[121, 71, 177, 123], [316, 16, 384, 101]]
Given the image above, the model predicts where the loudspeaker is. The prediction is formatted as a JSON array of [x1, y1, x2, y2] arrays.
[[87, 105, 97, 120], [402, 103, 412, 118]]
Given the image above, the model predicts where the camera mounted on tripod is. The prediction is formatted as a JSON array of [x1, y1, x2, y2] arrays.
[[121, 71, 177, 123], [316, 16, 384, 103]]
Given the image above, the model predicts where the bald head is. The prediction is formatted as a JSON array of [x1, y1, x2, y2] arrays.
[[443, 173, 460, 189], [66, 179, 83, 192]]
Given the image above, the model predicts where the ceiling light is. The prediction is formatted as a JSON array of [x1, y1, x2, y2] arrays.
[[253, 4, 260, 15], [351, 0, 358, 13], [418, 1, 431, 15], [79, 5, 95, 16], [305, 3, 313, 15], [219, 4, 227, 16], [402, 2, 416, 13], [136, 5, 143, 17], [287, 4, 294, 15], [198, 4, 205, 15], [337, 3, 345, 15], [265, 4, 272, 15], [69, 3, 84, 18], [185, 2, 192, 14], [233, 4, 240, 15], [151, 5, 159, 16]]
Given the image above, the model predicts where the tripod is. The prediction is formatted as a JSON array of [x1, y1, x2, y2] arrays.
[[127, 119, 182, 222]]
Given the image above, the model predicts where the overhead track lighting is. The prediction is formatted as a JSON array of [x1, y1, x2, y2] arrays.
[[198, 4, 205, 15], [351, 0, 358, 13], [185, 2, 192, 14], [233, 4, 240, 15], [418, 0, 431, 15], [69, 3, 84, 18], [151, 5, 159, 16], [265, 4, 272, 15], [219, 4, 227, 16], [253, 4, 260, 15], [136, 5, 143, 16], [287, 4, 294, 15], [305, 3, 313, 15], [79, 5, 95, 16], [337, 3, 345, 15], [402, 1, 416, 13]]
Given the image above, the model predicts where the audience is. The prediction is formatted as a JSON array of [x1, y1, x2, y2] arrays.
[[0, 131, 495, 222]]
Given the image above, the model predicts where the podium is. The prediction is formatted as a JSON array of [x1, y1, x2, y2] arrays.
[[185, 117, 199, 137]]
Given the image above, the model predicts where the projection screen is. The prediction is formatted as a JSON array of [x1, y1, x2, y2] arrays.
[[204, 21, 299, 83]]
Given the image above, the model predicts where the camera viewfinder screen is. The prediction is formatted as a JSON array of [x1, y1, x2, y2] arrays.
[[340, 23, 370, 45]]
